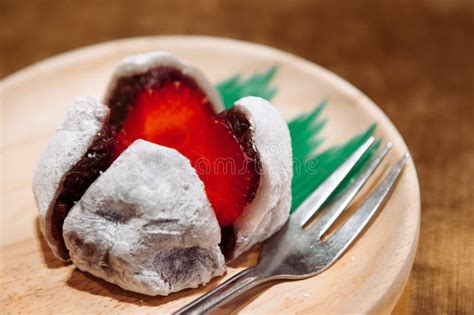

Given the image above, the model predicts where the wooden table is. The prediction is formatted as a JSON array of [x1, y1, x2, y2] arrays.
[[1, 1, 473, 313]]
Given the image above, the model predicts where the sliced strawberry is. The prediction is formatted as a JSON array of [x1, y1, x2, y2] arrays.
[[107, 67, 260, 226]]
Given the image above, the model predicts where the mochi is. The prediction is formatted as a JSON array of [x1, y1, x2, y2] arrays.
[[33, 52, 293, 296]]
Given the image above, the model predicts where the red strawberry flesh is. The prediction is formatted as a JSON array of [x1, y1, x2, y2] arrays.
[[108, 67, 260, 226]]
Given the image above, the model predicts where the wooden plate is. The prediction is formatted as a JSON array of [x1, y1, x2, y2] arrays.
[[0, 36, 420, 314]]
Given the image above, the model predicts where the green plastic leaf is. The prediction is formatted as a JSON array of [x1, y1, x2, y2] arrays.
[[216, 65, 278, 109], [288, 100, 327, 165], [291, 124, 378, 212]]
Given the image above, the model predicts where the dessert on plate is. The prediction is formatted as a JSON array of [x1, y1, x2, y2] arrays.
[[33, 52, 292, 295]]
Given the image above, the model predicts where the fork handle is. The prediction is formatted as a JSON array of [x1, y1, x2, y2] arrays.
[[173, 267, 266, 314]]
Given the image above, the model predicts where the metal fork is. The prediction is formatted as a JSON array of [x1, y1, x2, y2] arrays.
[[175, 137, 409, 314]]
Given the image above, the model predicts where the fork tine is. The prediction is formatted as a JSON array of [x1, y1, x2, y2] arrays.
[[313, 143, 393, 239], [325, 153, 410, 258], [292, 136, 375, 227]]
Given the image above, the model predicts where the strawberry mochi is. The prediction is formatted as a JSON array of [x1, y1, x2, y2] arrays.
[[33, 52, 292, 295]]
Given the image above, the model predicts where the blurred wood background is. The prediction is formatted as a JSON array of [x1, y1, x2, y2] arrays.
[[1, 0, 472, 313]]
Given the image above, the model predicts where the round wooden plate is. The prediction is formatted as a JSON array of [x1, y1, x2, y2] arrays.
[[0, 36, 420, 314]]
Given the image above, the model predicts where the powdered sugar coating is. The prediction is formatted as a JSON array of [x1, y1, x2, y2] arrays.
[[231, 96, 293, 259], [104, 51, 224, 112], [63, 140, 225, 296], [33, 96, 109, 260]]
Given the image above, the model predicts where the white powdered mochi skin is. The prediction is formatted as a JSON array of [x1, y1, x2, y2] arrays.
[[229, 96, 293, 259], [33, 96, 109, 260], [63, 140, 225, 296]]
